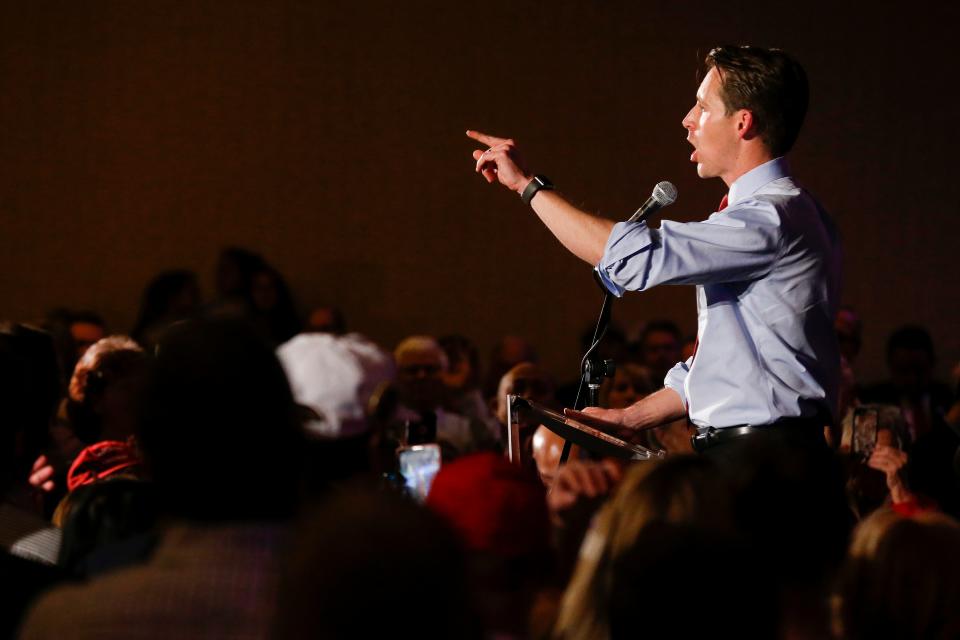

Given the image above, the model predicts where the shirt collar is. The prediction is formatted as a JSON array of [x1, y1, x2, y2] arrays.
[[728, 156, 791, 207]]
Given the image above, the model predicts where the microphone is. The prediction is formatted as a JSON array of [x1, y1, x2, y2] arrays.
[[626, 181, 678, 223]]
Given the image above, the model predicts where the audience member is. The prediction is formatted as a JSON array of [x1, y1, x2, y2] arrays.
[[54, 476, 157, 579], [597, 363, 655, 410], [544, 457, 633, 600], [0, 324, 65, 635], [130, 269, 201, 348], [214, 247, 264, 307], [250, 264, 302, 345], [428, 452, 551, 639], [838, 404, 924, 519], [832, 509, 960, 639], [305, 304, 346, 335], [65, 336, 147, 445], [276, 485, 477, 639], [607, 522, 777, 639], [394, 336, 496, 458], [862, 324, 952, 437], [0, 323, 60, 516], [29, 336, 149, 513], [276, 331, 394, 490], [438, 334, 499, 435], [494, 362, 556, 464], [634, 320, 682, 385], [862, 325, 960, 516], [20, 318, 304, 639], [554, 457, 752, 639]]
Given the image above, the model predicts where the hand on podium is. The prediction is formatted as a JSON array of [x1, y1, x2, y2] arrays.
[[565, 388, 689, 443], [563, 406, 635, 441]]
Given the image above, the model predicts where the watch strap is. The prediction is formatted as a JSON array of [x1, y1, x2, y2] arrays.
[[520, 175, 554, 205]]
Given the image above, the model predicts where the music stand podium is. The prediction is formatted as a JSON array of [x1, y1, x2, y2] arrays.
[[506, 395, 664, 465]]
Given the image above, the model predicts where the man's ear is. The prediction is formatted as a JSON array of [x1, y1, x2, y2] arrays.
[[737, 109, 758, 141]]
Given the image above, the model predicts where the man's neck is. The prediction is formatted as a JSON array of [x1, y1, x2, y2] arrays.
[[720, 148, 775, 187]]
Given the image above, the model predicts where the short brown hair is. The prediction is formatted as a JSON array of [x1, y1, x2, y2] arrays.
[[705, 46, 809, 157]]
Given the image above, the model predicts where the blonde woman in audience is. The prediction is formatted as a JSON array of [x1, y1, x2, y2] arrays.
[[832, 509, 960, 639], [553, 456, 748, 639]]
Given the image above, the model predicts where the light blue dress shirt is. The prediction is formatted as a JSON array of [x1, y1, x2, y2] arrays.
[[595, 157, 841, 428]]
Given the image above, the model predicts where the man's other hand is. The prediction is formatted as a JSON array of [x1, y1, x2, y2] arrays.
[[467, 130, 533, 193]]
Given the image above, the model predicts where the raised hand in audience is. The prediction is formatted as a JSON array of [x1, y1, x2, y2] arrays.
[[867, 444, 913, 505], [28, 455, 55, 493], [547, 459, 623, 528]]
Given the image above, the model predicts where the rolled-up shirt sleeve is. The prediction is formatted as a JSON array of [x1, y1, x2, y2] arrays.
[[594, 200, 784, 296], [663, 358, 692, 409]]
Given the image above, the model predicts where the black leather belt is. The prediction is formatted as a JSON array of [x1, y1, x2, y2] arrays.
[[691, 416, 826, 453]]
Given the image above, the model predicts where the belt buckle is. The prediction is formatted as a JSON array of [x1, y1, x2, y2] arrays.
[[691, 426, 717, 453]]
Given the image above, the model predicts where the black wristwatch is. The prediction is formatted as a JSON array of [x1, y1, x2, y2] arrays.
[[520, 175, 554, 206]]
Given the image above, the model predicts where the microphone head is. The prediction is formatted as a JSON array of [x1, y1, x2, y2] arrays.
[[652, 181, 678, 207]]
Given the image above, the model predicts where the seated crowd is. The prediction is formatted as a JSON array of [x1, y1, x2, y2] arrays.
[[2, 250, 960, 639]]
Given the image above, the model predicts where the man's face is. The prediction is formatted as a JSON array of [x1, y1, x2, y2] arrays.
[[397, 349, 445, 411], [682, 67, 742, 180]]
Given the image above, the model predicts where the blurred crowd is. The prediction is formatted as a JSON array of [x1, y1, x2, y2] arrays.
[[2, 246, 959, 639]]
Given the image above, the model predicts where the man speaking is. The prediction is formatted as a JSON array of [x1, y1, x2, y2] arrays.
[[468, 46, 841, 455]]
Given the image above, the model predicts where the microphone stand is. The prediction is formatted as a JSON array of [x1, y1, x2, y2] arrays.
[[559, 274, 616, 465]]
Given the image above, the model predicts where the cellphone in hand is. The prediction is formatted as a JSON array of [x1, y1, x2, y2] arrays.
[[851, 407, 879, 460], [398, 443, 442, 503]]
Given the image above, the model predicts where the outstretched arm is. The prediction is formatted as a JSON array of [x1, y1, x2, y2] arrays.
[[467, 130, 614, 265]]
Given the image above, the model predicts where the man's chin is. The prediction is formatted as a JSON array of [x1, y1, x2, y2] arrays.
[[695, 163, 716, 179]]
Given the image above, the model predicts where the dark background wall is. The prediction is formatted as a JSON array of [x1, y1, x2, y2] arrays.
[[1, 0, 957, 385]]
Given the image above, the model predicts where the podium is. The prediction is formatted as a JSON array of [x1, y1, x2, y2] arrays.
[[506, 395, 664, 464]]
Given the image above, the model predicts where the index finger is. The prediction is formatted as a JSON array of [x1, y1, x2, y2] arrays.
[[466, 129, 507, 146]]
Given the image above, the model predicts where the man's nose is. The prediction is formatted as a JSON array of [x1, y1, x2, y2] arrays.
[[682, 108, 695, 130]]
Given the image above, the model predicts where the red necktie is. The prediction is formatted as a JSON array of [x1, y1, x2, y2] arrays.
[[717, 193, 729, 211]]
